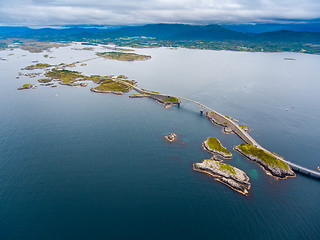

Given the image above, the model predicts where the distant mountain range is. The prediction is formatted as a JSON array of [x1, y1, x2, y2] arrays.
[[1, 23, 320, 53], [0, 23, 319, 43]]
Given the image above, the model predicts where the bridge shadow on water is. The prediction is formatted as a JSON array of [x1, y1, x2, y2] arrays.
[[294, 169, 320, 181]]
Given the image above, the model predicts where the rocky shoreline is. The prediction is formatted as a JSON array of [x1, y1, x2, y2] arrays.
[[129, 94, 148, 98], [129, 93, 178, 108], [18, 84, 37, 90], [234, 145, 295, 179], [90, 88, 125, 95], [203, 138, 232, 159], [193, 159, 251, 195]]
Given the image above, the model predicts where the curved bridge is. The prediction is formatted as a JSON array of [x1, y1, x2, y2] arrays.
[[175, 96, 320, 179], [113, 78, 320, 179]]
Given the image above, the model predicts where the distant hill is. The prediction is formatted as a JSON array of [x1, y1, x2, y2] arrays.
[[1, 23, 320, 54], [1, 23, 319, 43]]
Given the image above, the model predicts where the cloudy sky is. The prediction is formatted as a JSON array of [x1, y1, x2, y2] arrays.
[[0, 0, 320, 26]]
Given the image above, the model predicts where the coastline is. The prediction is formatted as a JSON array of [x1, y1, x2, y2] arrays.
[[193, 162, 251, 195], [234, 145, 296, 180], [203, 138, 232, 159]]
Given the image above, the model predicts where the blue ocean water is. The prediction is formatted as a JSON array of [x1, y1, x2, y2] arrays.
[[0, 44, 319, 239]]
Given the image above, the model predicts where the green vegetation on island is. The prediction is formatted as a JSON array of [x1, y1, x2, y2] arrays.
[[20, 42, 68, 53], [206, 137, 232, 156], [162, 97, 179, 103], [43, 68, 133, 92], [239, 125, 250, 131], [46, 69, 85, 85], [25, 63, 52, 70], [81, 47, 94, 50], [193, 159, 251, 195], [141, 89, 159, 94], [117, 75, 128, 79], [237, 144, 289, 170], [18, 84, 35, 90], [96, 51, 151, 61], [93, 79, 132, 93], [38, 78, 52, 83], [218, 162, 236, 175]]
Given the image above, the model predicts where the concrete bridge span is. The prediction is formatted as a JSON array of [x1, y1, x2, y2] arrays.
[[115, 78, 320, 179]]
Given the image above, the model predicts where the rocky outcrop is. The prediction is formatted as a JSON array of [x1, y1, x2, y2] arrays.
[[18, 84, 37, 90], [164, 133, 177, 142], [203, 138, 232, 159], [80, 82, 88, 87], [193, 159, 251, 195], [234, 145, 295, 179], [90, 88, 125, 95], [129, 94, 148, 98]]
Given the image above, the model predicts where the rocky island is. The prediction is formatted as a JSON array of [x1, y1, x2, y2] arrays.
[[203, 137, 232, 159], [235, 144, 295, 179], [96, 51, 151, 61], [18, 84, 36, 90], [38, 78, 52, 83], [24, 63, 52, 70], [19, 42, 68, 53], [91, 78, 136, 94], [193, 159, 251, 195], [165, 133, 177, 142]]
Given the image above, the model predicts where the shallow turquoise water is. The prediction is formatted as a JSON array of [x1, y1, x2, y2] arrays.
[[0, 44, 319, 239]]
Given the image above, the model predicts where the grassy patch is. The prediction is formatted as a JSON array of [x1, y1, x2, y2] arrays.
[[46, 69, 85, 84], [141, 89, 159, 94], [117, 75, 128, 79], [38, 78, 52, 83], [94, 79, 131, 92], [25, 63, 52, 70], [239, 125, 248, 130], [97, 51, 150, 61], [218, 162, 236, 175], [238, 144, 289, 170], [22, 84, 32, 88], [207, 137, 231, 155], [20, 42, 68, 53], [162, 97, 179, 103]]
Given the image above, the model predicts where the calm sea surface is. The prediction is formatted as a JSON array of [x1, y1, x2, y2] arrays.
[[0, 44, 320, 239]]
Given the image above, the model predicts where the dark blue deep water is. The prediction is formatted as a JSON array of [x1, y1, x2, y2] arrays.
[[0, 44, 320, 239]]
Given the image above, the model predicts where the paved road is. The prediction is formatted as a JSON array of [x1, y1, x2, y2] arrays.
[[176, 96, 320, 178], [71, 59, 320, 179]]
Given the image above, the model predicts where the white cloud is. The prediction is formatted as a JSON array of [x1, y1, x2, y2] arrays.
[[0, 0, 319, 26]]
